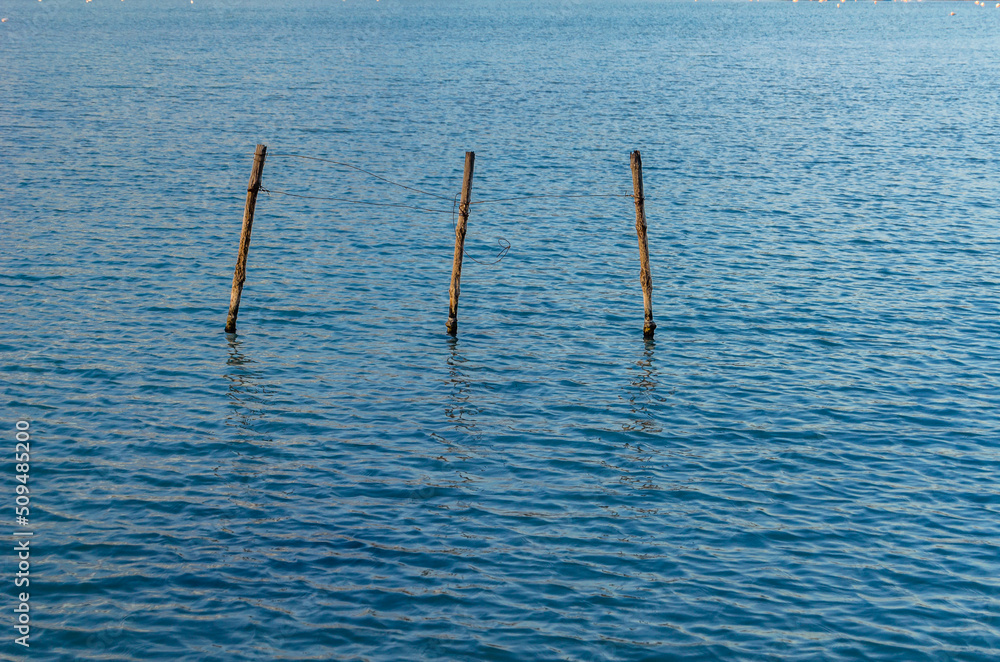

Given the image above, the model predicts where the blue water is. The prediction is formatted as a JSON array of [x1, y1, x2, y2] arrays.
[[3, 0, 1000, 659]]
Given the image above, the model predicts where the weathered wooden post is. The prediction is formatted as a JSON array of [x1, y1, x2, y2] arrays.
[[447, 151, 475, 335], [630, 150, 656, 339], [225, 144, 267, 334]]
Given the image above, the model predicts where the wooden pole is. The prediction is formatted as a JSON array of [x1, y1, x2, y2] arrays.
[[630, 150, 656, 339], [225, 144, 267, 334], [447, 151, 475, 335]]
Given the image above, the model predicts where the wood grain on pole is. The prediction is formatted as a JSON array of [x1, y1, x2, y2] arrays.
[[446, 152, 475, 335], [630, 150, 656, 339], [225, 144, 267, 334]]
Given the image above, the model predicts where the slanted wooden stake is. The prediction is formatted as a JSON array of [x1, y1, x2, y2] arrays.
[[447, 151, 475, 335], [225, 144, 267, 334], [630, 150, 656, 339]]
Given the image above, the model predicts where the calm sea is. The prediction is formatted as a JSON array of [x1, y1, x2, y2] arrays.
[[2, 0, 1000, 659]]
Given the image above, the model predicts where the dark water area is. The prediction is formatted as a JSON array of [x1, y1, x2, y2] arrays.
[[2, 0, 1000, 659]]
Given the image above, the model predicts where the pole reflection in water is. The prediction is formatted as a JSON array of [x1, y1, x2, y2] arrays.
[[444, 337, 482, 443], [217, 338, 283, 595], [220, 337, 280, 525], [623, 339, 664, 435], [607, 339, 668, 496], [224, 336, 274, 444]]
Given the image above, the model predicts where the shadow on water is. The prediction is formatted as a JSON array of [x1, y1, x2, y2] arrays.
[[622, 338, 664, 435], [224, 335, 274, 444]]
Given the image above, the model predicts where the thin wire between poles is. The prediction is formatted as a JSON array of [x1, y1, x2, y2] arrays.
[[471, 193, 635, 205], [260, 188, 453, 214], [451, 192, 511, 266], [268, 153, 454, 201], [258, 153, 641, 267], [456, 192, 634, 264]]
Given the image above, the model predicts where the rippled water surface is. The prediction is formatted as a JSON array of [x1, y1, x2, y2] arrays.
[[3, 0, 1000, 659]]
